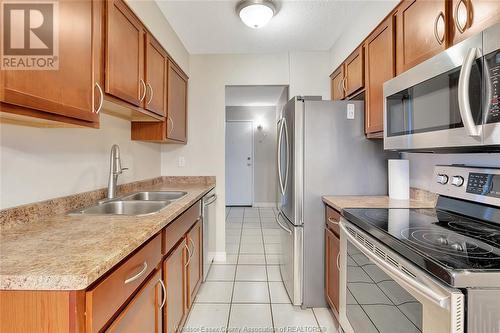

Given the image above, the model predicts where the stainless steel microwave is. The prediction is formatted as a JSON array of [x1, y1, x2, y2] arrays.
[[383, 22, 500, 152]]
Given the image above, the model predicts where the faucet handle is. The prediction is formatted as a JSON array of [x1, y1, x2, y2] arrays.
[[121, 167, 129, 172]]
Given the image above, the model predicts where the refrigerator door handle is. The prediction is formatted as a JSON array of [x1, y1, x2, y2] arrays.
[[277, 119, 286, 195], [283, 117, 290, 194], [277, 211, 292, 234]]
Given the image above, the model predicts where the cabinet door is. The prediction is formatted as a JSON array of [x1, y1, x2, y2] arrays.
[[325, 228, 340, 316], [344, 47, 364, 97], [450, 0, 500, 44], [365, 17, 395, 134], [0, 0, 99, 125], [187, 220, 202, 308], [166, 60, 188, 142], [145, 34, 167, 116], [396, 0, 447, 74], [106, 269, 163, 333], [106, 0, 144, 107], [164, 240, 187, 333], [330, 67, 345, 100]]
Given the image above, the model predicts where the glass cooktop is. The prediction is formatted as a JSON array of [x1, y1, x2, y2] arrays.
[[342, 208, 500, 285]]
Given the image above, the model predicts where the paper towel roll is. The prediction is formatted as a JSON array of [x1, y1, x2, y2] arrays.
[[389, 159, 409, 200]]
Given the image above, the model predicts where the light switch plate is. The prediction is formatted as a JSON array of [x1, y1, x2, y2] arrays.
[[347, 104, 355, 119], [178, 156, 185, 167]]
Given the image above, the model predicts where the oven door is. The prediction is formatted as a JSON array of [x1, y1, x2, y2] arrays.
[[384, 30, 484, 151], [339, 219, 464, 333]]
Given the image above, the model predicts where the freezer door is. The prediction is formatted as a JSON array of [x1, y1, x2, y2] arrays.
[[277, 211, 303, 306]]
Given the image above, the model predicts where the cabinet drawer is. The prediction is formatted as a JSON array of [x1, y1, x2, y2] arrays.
[[325, 206, 341, 236], [86, 234, 162, 333], [164, 201, 201, 255]]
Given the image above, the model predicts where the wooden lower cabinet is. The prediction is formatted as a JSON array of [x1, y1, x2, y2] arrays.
[[187, 220, 202, 308], [106, 269, 163, 333], [325, 225, 340, 316], [164, 239, 188, 333]]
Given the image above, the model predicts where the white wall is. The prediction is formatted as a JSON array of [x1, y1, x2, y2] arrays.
[[0, 114, 160, 209], [126, 0, 189, 74], [226, 106, 279, 205], [161, 51, 330, 257], [329, 1, 398, 72]]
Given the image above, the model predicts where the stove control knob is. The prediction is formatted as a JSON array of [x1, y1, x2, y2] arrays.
[[436, 174, 449, 185], [451, 176, 465, 187]]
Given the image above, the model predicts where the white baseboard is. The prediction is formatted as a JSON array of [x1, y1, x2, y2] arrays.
[[213, 251, 227, 262], [253, 202, 277, 208]]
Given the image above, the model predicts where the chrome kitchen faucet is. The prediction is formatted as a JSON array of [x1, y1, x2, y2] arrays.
[[107, 144, 128, 199]]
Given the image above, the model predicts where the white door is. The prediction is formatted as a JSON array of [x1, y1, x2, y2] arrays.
[[226, 121, 253, 206]]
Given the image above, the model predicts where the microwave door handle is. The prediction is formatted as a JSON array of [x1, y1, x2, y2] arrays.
[[458, 47, 482, 137], [341, 223, 451, 309], [483, 59, 492, 124], [277, 119, 286, 195]]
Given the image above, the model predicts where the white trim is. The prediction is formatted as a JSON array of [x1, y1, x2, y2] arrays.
[[213, 251, 227, 262], [253, 202, 277, 208]]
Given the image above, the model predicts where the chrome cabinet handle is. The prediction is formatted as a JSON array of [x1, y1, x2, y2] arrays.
[[139, 79, 147, 102], [342, 77, 347, 92], [184, 242, 192, 267], [341, 222, 451, 309], [167, 116, 174, 134], [189, 238, 195, 257], [277, 119, 286, 195], [276, 212, 292, 234], [454, 0, 467, 34], [158, 279, 167, 309], [328, 217, 340, 226], [336, 253, 340, 270], [458, 47, 482, 137], [94, 82, 103, 114], [124, 261, 148, 284], [146, 83, 154, 105], [434, 11, 445, 45], [204, 194, 217, 206]]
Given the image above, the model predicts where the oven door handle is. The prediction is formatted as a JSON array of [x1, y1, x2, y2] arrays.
[[341, 222, 451, 309], [458, 47, 482, 137]]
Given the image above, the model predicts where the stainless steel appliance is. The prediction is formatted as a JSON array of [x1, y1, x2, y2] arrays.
[[276, 97, 388, 307], [383, 22, 500, 151], [340, 165, 500, 333], [202, 189, 217, 281]]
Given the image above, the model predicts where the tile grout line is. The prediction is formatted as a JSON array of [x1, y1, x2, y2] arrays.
[[260, 208, 277, 333]]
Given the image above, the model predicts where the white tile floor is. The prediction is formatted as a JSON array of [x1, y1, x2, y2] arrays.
[[184, 207, 340, 333]]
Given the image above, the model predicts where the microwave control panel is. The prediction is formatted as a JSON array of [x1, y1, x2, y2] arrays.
[[485, 50, 500, 124]]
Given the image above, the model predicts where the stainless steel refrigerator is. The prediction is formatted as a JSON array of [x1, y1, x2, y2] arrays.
[[276, 97, 388, 307]]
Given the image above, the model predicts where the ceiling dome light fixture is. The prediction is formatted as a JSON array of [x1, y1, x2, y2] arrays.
[[236, 0, 276, 29]]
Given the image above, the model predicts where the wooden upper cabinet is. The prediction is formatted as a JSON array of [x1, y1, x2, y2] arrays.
[[106, 0, 144, 107], [0, 0, 100, 127], [344, 47, 364, 97], [395, 0, 447, 74], [167, 60, 188, 142], [330, 67, 345, 101], [365, 16, 395, 135], [164, 240, 187, 333], [106, 270, 163, 333], [450, 0, 500, 44], [186, 220, 202, 308], [145, 34, 167, 116], [325, 227, 340, 316]]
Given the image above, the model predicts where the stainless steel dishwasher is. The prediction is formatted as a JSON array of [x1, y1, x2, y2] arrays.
[[202, 189, 217, 281]]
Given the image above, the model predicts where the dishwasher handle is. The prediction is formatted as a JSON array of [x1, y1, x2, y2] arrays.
[[204, 193, 217, 206]]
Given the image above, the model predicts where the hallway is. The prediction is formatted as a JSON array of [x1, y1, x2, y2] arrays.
[[184, 207, 339, 333]]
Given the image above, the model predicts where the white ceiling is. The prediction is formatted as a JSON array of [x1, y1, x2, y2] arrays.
[[155, 0, 369, 54], [226, 85, 288, 106]]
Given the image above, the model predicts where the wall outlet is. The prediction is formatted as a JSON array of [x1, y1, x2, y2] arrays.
[[347, 104, 355, 119], [178, 156, 185, 167]]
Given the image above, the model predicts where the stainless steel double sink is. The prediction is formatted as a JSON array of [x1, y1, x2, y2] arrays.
[[69, 191, 187, 216]]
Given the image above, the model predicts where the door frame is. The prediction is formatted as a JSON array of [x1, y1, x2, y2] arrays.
[[225, 120, 255, 206]]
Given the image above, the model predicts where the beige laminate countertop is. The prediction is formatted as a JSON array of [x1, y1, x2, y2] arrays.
[[0, 182, 214, 291], [322, 195, 436, 212]]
